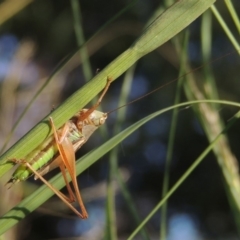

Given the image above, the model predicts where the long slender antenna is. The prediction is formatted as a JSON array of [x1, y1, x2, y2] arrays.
[[107, 50, 238, 115]]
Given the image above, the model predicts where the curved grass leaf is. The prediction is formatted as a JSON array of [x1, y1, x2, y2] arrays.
[[127, 108, 240, 240], [0, 99, 239, 234]]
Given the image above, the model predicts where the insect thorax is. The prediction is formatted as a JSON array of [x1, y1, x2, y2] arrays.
[[73, 109, 107, 128]]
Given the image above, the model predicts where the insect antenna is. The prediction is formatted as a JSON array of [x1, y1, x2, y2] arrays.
[[107, 50, 238, 115]]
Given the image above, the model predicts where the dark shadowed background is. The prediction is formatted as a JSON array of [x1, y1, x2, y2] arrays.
[[0, 0, 240, 239]]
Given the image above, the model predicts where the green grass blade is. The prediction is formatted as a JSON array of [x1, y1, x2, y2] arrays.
[[127, 110, 240, 240], [105, 68, 135, 240], [160, 32, 189, 239], [211, 5, 240, 52], [71, 0, 92, 82], [224, 0, 240, 34], [112, 67, 150, 240]]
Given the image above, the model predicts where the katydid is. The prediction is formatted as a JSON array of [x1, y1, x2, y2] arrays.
[[7, 77, 112, 219], [6, 50, 238, 219]]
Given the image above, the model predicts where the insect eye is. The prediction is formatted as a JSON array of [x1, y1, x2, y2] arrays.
[[99, 118, 105, 125], [77, 121, 83, 129]]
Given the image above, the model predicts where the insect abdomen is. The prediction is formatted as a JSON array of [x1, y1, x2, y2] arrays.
[[11, 137, 58, 182]]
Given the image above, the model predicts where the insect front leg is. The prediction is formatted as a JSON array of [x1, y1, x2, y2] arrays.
[[78, 76, 112, 122]]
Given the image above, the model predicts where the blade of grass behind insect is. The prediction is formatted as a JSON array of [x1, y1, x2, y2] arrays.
[[105, 66, 135, 240], [211, 5, 240, 52], [201, 10, 220, 103], [113, 66, 151, 240], [105, 65, 150, 240], [113, 67, 151, 240], [127, 109, 240, 240], [0, 0, 216, 180], [114, 169, 151, 240], [160, 32, 189, 240], [224, 0, 240, 34], [0, 99, 239, 235], [105, 152, 117, 240], [71, 0, 92, 82]]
